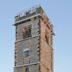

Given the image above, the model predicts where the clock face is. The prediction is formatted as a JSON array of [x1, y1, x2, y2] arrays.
[[22, 48, 30, 57]]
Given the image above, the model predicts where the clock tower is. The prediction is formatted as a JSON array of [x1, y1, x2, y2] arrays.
[[14, 6, 54, 72]]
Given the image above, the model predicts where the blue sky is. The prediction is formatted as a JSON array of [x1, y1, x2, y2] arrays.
[[0, 0, 72, 72]]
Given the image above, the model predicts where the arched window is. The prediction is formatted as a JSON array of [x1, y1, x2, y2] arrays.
[[45, 30, 49, 45]]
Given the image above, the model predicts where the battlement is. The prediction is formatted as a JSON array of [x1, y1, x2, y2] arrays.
[[15, 6, 44, 22]]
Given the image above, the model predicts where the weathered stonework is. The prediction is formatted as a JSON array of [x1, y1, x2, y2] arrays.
[[14, 6, 54, 72]]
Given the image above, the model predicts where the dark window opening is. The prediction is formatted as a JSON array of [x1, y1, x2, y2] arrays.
[[22, 25, 31, 39], [25, 67, 29, 72], [45, 30, 49, 45], [45, 34, 49, 44], [15, 61, 17, 66], [47, 24, 50, 29], [16, 26, 17, 37], [34, 17, 37, 19]]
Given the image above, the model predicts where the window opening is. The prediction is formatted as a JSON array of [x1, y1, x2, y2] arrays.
[[22, 25, 31, 39], [23, 48, 30, 57], [25, 67, 29, 72]]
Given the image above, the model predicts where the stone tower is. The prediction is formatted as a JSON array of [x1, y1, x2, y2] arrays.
[[14, 6, 54, 72]]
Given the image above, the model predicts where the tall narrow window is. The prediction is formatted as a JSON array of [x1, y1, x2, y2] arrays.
[[22, 25, 31, 39], [45, 34, 49, 44], [45, 30, 49, 45], [25, 67, 29, 72], [16, 26, 17, 38]]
